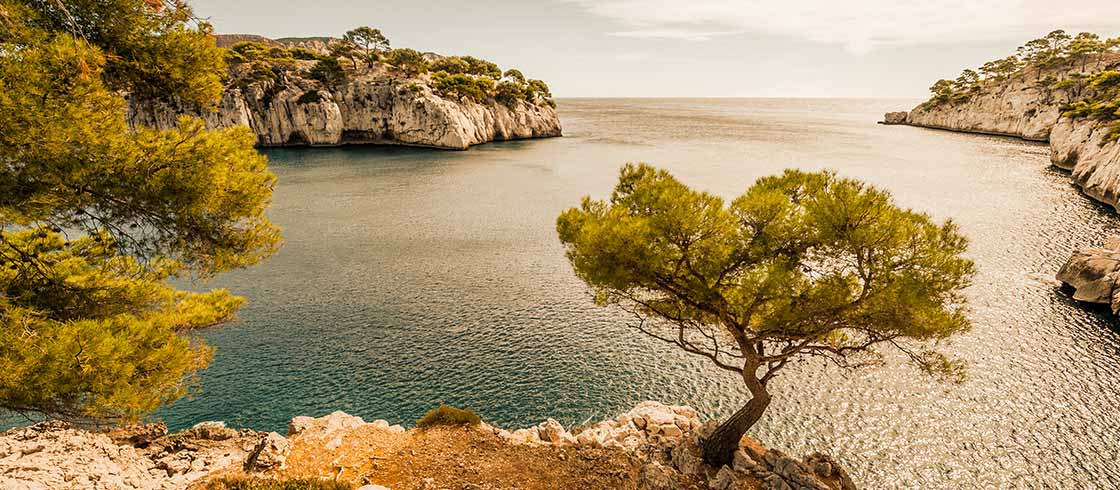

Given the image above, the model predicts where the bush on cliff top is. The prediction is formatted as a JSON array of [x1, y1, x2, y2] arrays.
[[416, 404, 482, 428]]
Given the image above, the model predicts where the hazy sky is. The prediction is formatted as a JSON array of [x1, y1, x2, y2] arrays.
[[189, 0, 1120, 98]]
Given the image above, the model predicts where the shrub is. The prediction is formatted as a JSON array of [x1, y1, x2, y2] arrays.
[[415, 404, 481, 428], [460, 56, 502, 79], [431, 56, 470, 75], [495, 80, 525, 106], [384, 48, 429, 76], [289, 47, 325, 61], [308, 57, 345, 85], [205, 477, 353, 490], [432, 71, 493, 102]]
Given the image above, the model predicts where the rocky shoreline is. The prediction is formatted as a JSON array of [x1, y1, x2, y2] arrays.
[[0, 402, 855, 490], [883, 64, 1120, 210], [881, 58, 1120, 312]]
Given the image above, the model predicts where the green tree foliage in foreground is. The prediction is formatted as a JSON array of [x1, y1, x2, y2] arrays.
[[0, 0, 280, 424], [557, 164, 975, 465]]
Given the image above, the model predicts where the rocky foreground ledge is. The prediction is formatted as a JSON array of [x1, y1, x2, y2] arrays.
[[0, 401, 855, 490]]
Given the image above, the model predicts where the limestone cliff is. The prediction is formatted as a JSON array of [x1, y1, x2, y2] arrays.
[[888, 57, 1120, 209], [129, 59, 561, 151]]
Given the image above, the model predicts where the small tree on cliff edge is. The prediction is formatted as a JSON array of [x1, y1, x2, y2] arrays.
[[557, 164, 975, 466]]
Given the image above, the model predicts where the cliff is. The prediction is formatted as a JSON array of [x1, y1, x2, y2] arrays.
[[0, 402, 856, 490], [129, 47, 562, 151], [887, 56, 1120, 209]]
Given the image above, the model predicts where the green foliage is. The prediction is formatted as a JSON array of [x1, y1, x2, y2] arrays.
[[416, 404, 482, 428], [431, 56, 471, 74], [296, 91, 326, 104], [503, 68, 526, 84], [431, 71, 494, 101], [557, 164, 975, 389], [0, 0, 280, 423], [327, 40, 359, 70], [460, 55, 502, 79], [526, 79, 552, 100], [343, 26, 390, 54], [384, 48, 429, 76], [495, 80, 526, 106], [205, 477, 353, 490], [288, 47, 325, 61], [308, 57, 345, 85]]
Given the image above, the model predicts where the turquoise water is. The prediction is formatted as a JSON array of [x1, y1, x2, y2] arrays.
[[154, 99, 1120, 488]]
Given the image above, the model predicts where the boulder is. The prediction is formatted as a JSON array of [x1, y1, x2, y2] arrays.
[[880, 111, 908, 125], [288, 411, 367, 437], [244, 432, 290, 471], [1057, 237, 1120, 313]]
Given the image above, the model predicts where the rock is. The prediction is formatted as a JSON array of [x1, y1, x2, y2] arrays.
[[670, 435, 706, 477], [708, 465, 738, 490], [1057, 237, 1120, 313], [105, 423, 169, 448], [128, 64, 562, 151], [536, 418, 575, 445], [185, 421, 237, 441], [288, 416, 316, 436], [740, 435, 769, 462], [507, 428, 542, 446], [0, 420, 257, 489], [288, 411, 366, 437], [638, 461, 684, 490], [244, 432, 290, 471], [880, 111, 907, 124], [732, 449, 760, 473]]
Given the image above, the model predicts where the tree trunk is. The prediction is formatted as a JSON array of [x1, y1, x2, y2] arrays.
[[701, 356, 771, 467]]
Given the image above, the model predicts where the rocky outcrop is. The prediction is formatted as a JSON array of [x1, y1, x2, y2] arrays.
[[879, 112, 907, 125], [1057, 236, 1120, 313], [0, 402, 854, 490], [0, 420, 286, 490], [487, 401, 853, 490], [884, 58, 1120, 209], [128, 65, 562, 151]]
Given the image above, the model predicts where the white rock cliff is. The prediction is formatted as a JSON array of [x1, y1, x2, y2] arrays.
[[128, 68, 562, 151], [891, 60, 1120, 209]]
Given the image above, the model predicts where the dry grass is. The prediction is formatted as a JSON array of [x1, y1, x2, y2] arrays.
[[280, 423, 649, 490]]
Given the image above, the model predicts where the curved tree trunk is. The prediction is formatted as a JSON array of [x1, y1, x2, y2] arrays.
[[701, 357, 771, 467]]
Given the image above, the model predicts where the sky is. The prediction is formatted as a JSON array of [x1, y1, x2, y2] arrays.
[[188, 0, 1120, 98]]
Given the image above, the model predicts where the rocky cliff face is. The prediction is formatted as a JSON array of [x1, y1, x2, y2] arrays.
[[891, 60, 1120, 209], [129, 66, 562, 151]]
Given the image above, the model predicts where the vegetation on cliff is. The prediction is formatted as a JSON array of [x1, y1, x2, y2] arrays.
[[222, 25, 555, 109], [0, 0, 279, 423], [557, 164, 975, 465], [923, 30, 1120, 141]]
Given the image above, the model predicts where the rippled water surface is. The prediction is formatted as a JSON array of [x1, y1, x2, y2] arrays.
[[157, 98, 1120, 488]]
